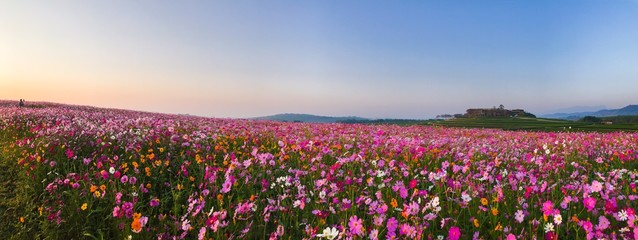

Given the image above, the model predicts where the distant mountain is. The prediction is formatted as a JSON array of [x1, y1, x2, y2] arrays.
[[252, 113, 368, 123], [545, 105, 607, 115], [542, 105, 638, 119]]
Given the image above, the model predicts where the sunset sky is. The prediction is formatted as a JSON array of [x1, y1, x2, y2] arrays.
[[2, 1, 638, 119]]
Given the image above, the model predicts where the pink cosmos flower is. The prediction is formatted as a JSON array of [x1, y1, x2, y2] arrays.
[[542, 200, 554, 215], [506, 233, 516, 240], [409, 179, 417, 189], [120, 175, 128, 184], [348, 215, 363, 236], [221, 179, 232, 193], [596, 216, 610, 231], [448, 226, 461, 240], [590, 180, 602, 193], [515, 210, 525, 223], [583, 197, 596, 212], [150, 198, 160, 207], [112, 206, 121, 218]]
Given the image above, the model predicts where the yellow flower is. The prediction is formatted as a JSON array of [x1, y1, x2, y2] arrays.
[[495, 222, 503, 231], [94, 191, 101, 197], [473, 218, 479, 227], [19, 217, 25, 223], [81, 203, 88, 211], [481, 198, 488, 206], [491, 208, 499, 216]]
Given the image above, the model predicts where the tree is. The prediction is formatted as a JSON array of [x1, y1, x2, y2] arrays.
[[581, 116, 602, 123]]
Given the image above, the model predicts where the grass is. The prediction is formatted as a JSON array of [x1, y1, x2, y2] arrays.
[[427, 117, 638, 132], [0, 127, 37, 239]]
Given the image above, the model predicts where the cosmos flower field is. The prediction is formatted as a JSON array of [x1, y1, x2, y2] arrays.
[[2, 102, 638, 239]]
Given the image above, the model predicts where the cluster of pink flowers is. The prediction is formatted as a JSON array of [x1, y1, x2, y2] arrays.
[[2, 102, 638, 239]]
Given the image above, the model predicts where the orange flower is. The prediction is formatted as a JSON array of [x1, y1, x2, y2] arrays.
[[491, 208, 499, 216], [571, 215, 579, 223], [131, 218, 142, 233], [390, 198, 398, 208], [473, 219, 479, 227], [90, 185, 98, 193], [100, 184, 106, 191], [481, 198, 488, 206]]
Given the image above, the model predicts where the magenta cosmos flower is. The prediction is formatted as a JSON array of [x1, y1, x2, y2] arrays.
[[448, 226, 461, 240]]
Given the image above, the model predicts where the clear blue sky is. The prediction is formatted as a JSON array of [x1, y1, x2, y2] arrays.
[[2, 1, 637, 119]]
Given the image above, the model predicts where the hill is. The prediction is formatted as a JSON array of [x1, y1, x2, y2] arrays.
[[252, 113, 368, 123], [542, 105, 638, 119]]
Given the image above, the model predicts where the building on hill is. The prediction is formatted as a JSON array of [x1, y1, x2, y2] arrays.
[[465, 107, 535, 118]]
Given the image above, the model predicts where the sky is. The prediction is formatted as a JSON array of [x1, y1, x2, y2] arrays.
[[2, 1, 638, 119]]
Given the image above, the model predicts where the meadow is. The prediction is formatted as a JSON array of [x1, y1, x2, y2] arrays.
[[2, 101, 638, 239], [430, 117, 638, 132]]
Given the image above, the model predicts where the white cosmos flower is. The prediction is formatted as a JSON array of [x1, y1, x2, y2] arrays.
[[461, 192, 472, 203], [319, 190, 326, 199], [109, 167, 116, 174], [618, 209, 629, 221], [544, 223, 554, 233], [553, 214, 562, 225], [316, 227, 339, 240]]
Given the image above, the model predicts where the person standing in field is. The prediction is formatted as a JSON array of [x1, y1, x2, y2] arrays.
[[19, 99, 24, 108]]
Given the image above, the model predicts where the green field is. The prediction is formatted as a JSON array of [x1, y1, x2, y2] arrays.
[[427, 117, 638, 132]]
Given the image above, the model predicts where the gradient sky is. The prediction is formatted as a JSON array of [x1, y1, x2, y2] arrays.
[[2, 1, 638, 119]]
